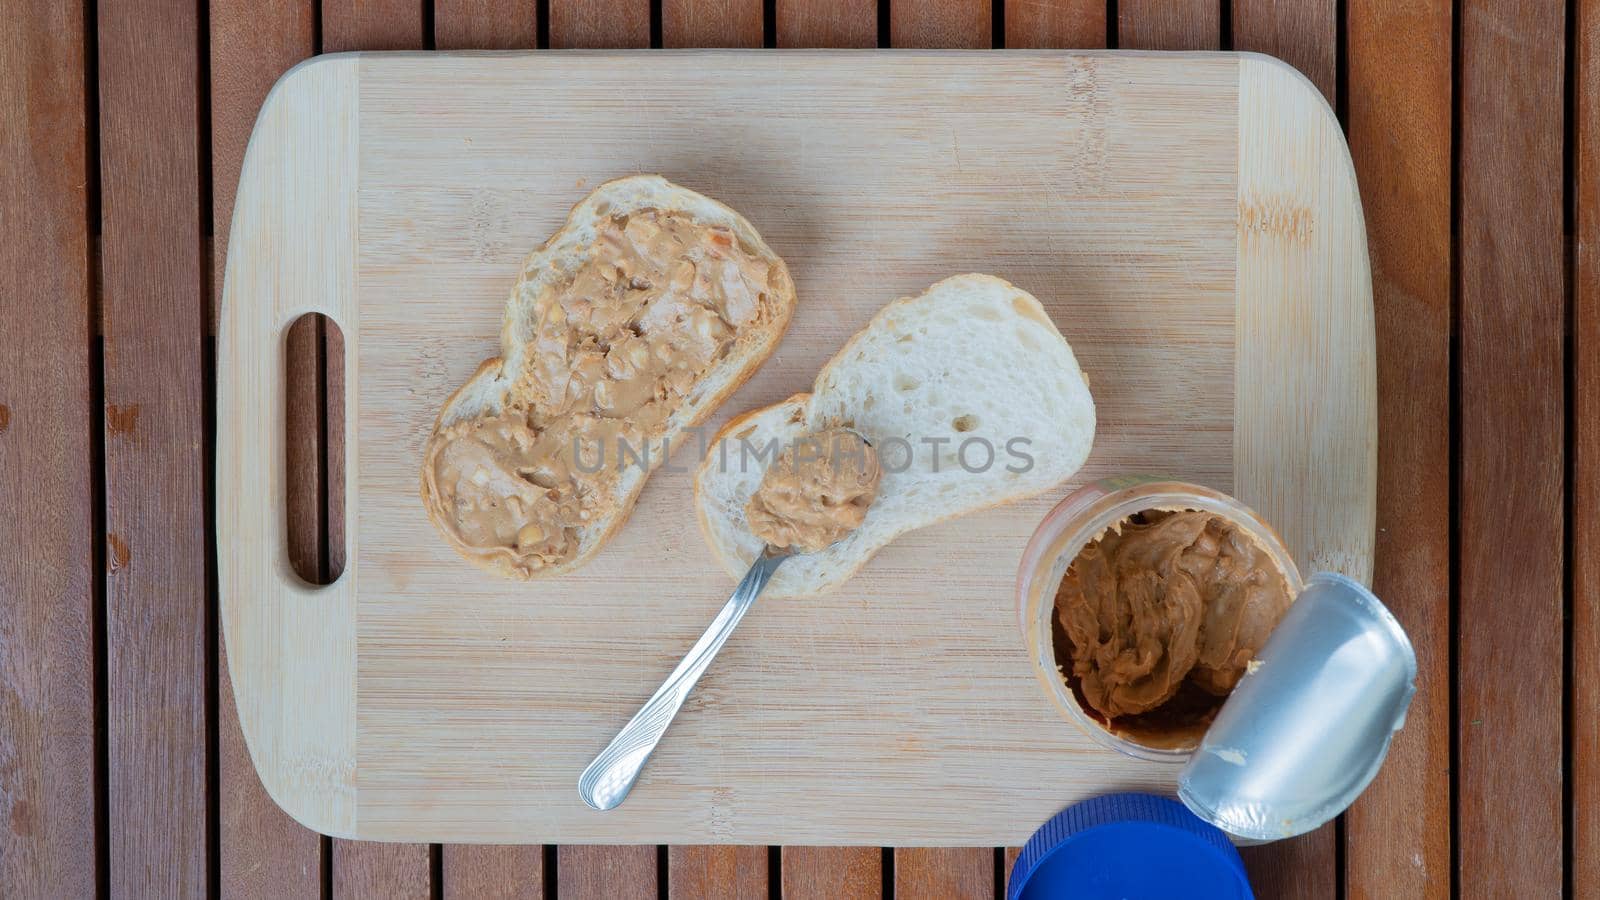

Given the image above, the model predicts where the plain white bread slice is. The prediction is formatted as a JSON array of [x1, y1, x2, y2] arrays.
[[422, 175, 796, 579], [694, 274, 1095, 597]]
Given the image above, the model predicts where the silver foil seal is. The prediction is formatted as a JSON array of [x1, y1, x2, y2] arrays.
[[1177, 572, 1418, 841]]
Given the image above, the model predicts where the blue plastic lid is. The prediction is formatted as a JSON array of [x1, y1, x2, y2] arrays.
[[1007, 793, 1253, 900]]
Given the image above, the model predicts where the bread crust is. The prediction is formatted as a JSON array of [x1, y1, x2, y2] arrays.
[[692, 274, 1094, 597], [420, 175, 797, 579]]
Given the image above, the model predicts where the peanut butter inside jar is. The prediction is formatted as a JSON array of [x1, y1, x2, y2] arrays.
[[1052, 508, 1294, 750]]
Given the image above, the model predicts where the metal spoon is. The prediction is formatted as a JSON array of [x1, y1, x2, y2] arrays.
[[577, 542, 793, 811], [578, 428, 871, 812]]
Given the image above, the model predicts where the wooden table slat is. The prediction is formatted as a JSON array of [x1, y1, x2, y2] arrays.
[[1342, 1, 1454, 896], [665, 0, 765, 48], [667, 846, 768, 899], [767, 5, 887, 894], [890, 0, 990, 48], [550, 0, 651, 49], [894, 847, 994, 900], [434, 0, 539, 50], [0, 3, 95, 897], [781, 847, 882, 900], [891, 3, 1100, 895], [12, 0, 1577, 894], [211, 0, 325, 893], [1233, 0, 1337, 101], [443, 844, 546, 898], [776, 0, 877, 47], [540, 2, 660, 895], [1124, 2, 1344, 894], [431, 2, 550, 895], [1003, 846, 1022, 885], [1003, 0, 1106, 50], [334, 840, 433, 899], [774, 15, 876, 900], [324, 0, 431, 51], [97, 0, 209, 893], [1576, 0, 1600, 892], [557, 845, 658, 900], [1116, 0, 1220, 51], [991, 13, 1103, 897], [654, 5, 776, 894], [1458, 0, 1568, 895], [321, 1, 434, 894]]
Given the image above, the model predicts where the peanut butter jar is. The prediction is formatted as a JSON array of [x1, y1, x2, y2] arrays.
[[1015, 476, 1303, 762]]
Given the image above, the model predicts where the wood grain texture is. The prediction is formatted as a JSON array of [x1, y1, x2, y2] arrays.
[[894, 847, 992, 900], [1458, 0, 1567, 896], [543, 7, 659, 896], [1229, 7, 1355, 897], [890, 0, 990, 48], [443, 844, 545, 898], [323, 0, 428, 51], [1117, 0, 1219, 50], [782, 847, 881, 899], [660, 0, 769, 890], [219, 50, 359, 838], [777, 0, 876, 47], [335, 841, 432, 898], [1000, 0, 1098, 890], [219, 52, 1374, 843], [667, 845, 767, 898], [1233, 0, 1336, 102], [993, 7, 1095, 893], [211, 0, 317, 327], [431, 4, 547, 900], [549, 0, 651, 48], [319, 2, 432, 893], [97, 0, 208, 895], [665, 0, 764, 47], [885, 6, 996, 893], [556, 845, 656, 899], [1342, 1, 1453, 896], [1577, 0, 1600, 892], [211, 1, 324, 893], [1242, 841, 1336, 900], [1004, 0, 1107, 49], [0, 3, 95, 897], [435, 0, 538, 49], [434, 0, 556, 893]]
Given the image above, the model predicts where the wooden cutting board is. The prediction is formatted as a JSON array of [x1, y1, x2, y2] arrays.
[[219, 50, 1374, 845]]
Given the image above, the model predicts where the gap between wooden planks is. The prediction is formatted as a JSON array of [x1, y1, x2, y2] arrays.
[[212, 2, 327, 897], [211, 3, 1441, 900], [1575, 0, 1600, 892], [97, 0, 210, 895], [7, 0, 1551, 897]]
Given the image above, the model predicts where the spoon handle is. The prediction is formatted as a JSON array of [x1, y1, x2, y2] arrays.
[[578, 547, 791, 811]]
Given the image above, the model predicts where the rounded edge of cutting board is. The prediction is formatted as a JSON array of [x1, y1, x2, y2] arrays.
[[218, 52, 362, 839], [1232, 53, 1378, 585]]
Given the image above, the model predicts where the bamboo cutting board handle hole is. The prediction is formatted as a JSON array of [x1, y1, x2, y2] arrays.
[[282, 311, 348, 587]]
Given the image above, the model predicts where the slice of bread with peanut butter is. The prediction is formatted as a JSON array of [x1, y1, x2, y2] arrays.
[[421, 176, 797, 579], [694, 274, 1096, 597]]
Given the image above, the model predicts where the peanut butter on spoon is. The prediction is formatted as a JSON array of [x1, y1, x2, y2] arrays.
[[745, 428, 883, 554], [581, 426, 882, 812]]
